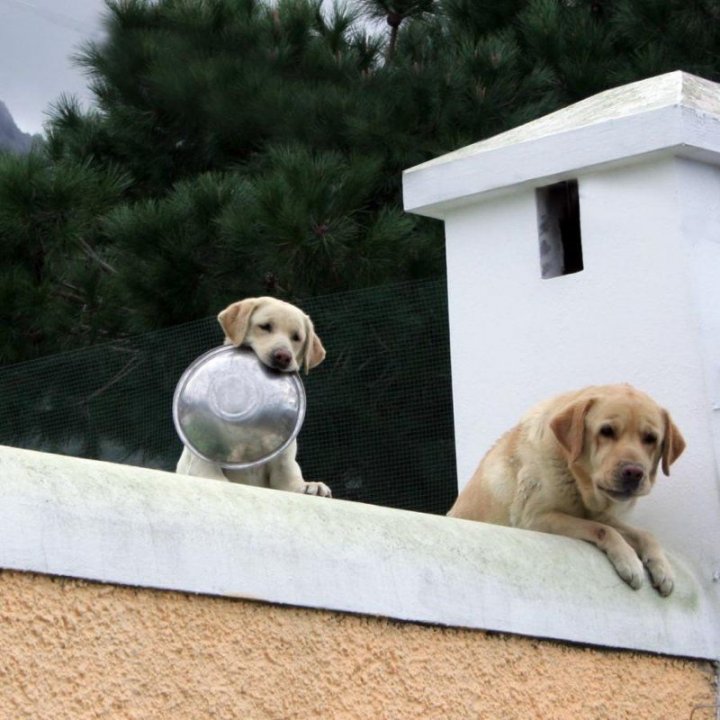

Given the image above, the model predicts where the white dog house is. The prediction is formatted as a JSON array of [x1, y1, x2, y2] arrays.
[[404, 71, 720, 589]]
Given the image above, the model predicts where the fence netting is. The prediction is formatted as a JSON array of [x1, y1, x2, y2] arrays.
[[1, 278, 457, 514]]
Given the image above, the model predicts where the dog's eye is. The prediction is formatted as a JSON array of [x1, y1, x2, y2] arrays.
[[642, 432, 658, 445], [291, 333, 302, 343], [599, 425, 615, 439], [258, 323, 272, 332]]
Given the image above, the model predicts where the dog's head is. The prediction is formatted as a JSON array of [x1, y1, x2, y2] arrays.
[[549, 384, 685, 505], [217, 297, 325, 373]]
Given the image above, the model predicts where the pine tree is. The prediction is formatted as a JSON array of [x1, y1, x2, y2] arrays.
[[356, 0, 435, 57], [0, 151, 129, 362], [4, 0, 720, 360], [40, 0, 448, 334], [611, 0, 720, 83]]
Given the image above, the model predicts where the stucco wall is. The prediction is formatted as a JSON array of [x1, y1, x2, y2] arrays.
[[0, 570, 715, 720]]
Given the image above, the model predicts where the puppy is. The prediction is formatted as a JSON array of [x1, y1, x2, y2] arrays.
[[448, 384, 685, 595], [176, 297, 331, 497]]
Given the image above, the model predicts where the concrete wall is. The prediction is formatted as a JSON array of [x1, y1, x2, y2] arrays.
[[440, 157, 720, 579], [403, 72, 720, 596], [3, 445, 717, 659], [1, 569, 715, 720]]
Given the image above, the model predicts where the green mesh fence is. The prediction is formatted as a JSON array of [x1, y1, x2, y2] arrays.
[[0, 278, 457, 514]]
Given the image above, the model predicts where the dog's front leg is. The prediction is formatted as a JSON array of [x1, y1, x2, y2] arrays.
[[269, 462, 332, 497], [268, 443, 332, 497], [527, 511, 645, 591], [176, 447, 228, 482], [600, 516, 674, 596]]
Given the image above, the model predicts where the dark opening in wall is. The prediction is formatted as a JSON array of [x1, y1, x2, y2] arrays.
[[536, 180, 583, 279]]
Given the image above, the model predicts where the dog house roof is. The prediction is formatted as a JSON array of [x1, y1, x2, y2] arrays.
[[403, 71, 720, 219]]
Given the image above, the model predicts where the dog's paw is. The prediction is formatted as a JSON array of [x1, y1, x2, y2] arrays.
[[609, 551, 645, 591], [304, 482, 332, 498], [644, 555, 674, 597]]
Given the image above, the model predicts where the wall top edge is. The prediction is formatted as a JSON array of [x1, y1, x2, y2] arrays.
[[0, 445, 717, 660], [406, 71, 720, 177], [403, 124, 720, 218]]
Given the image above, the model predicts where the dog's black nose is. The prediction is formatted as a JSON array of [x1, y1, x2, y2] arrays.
[[619, 463, 644, 492], [272, 349, 293, 370]]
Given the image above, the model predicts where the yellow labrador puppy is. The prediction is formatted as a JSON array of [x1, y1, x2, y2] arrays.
[[176, 297, 331, 497], [448, 384, 685, 595]]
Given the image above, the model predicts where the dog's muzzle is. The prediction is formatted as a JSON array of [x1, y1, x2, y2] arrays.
[[601, 463, 646, 500], [270, 348, 293, 371]]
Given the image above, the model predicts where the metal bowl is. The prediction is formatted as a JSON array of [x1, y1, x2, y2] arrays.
[[173, 345, 306, 469]]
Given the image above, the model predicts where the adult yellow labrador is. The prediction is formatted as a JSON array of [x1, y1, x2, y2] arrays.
[[176, 297, 331, 497], [448, 384, 685, 595]]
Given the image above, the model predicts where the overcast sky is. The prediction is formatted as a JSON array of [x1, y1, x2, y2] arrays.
[[0, 0, 106, 135]]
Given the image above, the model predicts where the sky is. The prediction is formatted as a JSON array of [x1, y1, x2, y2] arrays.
[[0, 0, 107, 135]]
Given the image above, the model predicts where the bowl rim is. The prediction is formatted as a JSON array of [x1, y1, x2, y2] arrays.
[[173, 345, 306, 470]]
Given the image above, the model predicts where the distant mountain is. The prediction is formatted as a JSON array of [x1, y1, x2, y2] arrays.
[[0, 101, 34, 154]]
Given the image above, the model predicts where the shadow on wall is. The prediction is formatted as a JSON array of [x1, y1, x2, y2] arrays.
[[0, 279, 457, 514]]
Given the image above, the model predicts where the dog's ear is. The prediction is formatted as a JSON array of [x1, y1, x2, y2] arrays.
[[217, 299, 259, 346], [302, 317, 326, 374], [661, 409, 686, 476], [550, 397, 595, 464]]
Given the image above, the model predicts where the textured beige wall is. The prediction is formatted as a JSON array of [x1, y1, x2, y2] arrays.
[[0, 570, 715, 720]]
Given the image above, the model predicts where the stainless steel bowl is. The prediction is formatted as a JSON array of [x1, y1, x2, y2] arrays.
[[173, 345, 306, 469]]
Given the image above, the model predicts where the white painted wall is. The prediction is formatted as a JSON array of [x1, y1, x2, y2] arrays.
[[403, 72, 720, 595], [443, 156, 720, 583]]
